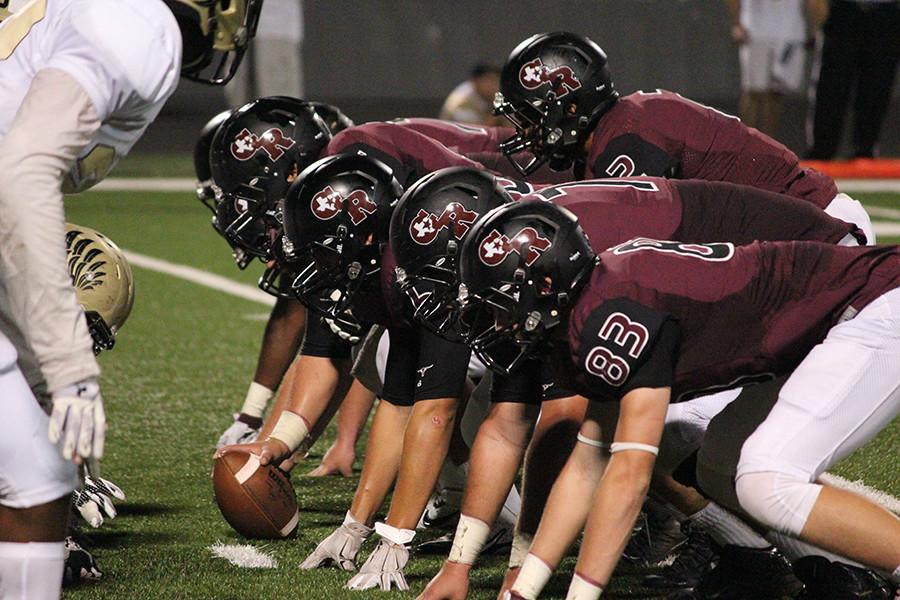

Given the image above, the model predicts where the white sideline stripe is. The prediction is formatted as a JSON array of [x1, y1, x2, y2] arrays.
[[868, 206, 900, 220], [820, 474, 900, 516], [122, 250, 275, 307], [94, 178, 195, 192], [209, 542, 278, 568], [873, 222, 900, 236], [837, 179, 900, 193]]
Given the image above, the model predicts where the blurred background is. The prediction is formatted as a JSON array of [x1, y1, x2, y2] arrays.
[[142, 0, 900, 158]]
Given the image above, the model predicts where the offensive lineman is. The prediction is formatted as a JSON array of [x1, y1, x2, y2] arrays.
[[0, 1, 260, 597]]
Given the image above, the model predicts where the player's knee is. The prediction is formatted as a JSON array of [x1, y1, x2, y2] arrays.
[[734, 470, 822, 536], [482, 408, 532, 449], [416, 398, 457, 430]]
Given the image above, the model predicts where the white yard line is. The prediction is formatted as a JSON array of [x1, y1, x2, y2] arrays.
[[123, 250, 275, 307], [874, 222, 900, 237], [209, 542, 278, 568], [868, 206, 900, 220], [837, 179, 900, 193]]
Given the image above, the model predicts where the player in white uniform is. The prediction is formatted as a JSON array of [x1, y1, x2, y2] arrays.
[[0, 1, 260, 598]]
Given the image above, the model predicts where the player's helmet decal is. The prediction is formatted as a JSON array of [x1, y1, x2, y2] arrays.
[[230, 127, 297, 161], [478, 227, 552, 267], [409, 202, 480, 246], [310, 186, 377, 225], [518, 58, 582, 98]]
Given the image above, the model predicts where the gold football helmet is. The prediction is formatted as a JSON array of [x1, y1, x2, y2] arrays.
[[163, 0, 264, 85], [65, 224, 135, 354]]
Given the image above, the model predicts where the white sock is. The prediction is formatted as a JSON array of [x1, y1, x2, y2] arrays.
[[0, 541, 65, 600], [689, 502, 769, 548]]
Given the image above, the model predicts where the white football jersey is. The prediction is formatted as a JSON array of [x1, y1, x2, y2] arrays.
[[0, 0, 181, 191]]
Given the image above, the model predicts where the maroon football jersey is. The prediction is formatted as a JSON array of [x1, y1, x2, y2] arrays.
[[566, 240, 900, 402], [390, 118, 512, 154], [525, 178, 859, 251], [585, 90, 837, 208]]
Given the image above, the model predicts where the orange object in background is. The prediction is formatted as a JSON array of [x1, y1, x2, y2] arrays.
[[801, 159, 900, 179]]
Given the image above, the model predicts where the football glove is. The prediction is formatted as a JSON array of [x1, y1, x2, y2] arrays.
[[300, 511, 373, 571], [216, 414, 260, 448], [345, 523, 414, 591], [62, 536, 102, 585], [49, 378, 105, 461], [72, 469, 126, 528]]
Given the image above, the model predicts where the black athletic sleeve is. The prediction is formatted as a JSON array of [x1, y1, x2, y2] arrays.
[[575, 297, 679, 400], [299, 313, 352, 359]]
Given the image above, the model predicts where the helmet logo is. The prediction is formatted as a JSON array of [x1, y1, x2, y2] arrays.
[[519, 58, 582, 98], [231, 128, 297, 161], [311, 185, 377, 225], [409, 202, 480, 246], [479, 227, 552, 267]]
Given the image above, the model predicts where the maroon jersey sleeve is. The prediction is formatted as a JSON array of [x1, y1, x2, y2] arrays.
[[389, 118, 512, 153], [670, 180, 862, 245], [327, 123, 488, 187], [587, 91, 837, 208]]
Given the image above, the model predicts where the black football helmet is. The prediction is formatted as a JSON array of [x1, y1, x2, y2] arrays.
[[457, 200, 596, 375], [281, 153, 402, 331], [209, 96, 331, 269], [494, 32, 618, 176], [310, 102, 355, 135], [163, 0, 264, 85], [194, 108, 234, 209], [390, 167, 511, 339]]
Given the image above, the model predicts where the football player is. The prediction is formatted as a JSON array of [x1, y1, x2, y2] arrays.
[[0, 1, 259, 598], [492, 31, 875, 245], [455, 201, 900, 600], [400, 173, 863, 600], [62, 223, 135, 585]]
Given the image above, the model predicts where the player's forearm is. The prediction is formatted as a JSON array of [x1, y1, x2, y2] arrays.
[[459, 406, 535, 528], [251, 297, 306, 389], [0, 69, 101, 391], [572, 453, 654, 588], [527, 440, 607, 568]]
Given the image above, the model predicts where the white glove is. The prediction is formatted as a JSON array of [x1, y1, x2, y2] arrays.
[[216, 415, 260, 448], [49, 379, 105, 461], [345, 523, 414, 591], [72, 468, 126, 528], [300, 511, 373, 571]]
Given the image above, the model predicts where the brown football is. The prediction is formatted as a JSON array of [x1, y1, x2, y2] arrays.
[[212, 450, 299, 539]]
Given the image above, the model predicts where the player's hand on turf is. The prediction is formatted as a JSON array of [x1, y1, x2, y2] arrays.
[[417, 560, 471, 600], [72, 466, 126, 528], [216, 414, 260, 448], [345, 523, 414, 591], [307, 440, 355, 477], [214, 438, 289, 467], [49, 378, 105, 462], [497, 567, 521, 600], [300, 511, 373, 571]]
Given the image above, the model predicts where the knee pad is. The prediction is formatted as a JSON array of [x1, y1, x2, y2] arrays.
[[734, 471, 823, 536]]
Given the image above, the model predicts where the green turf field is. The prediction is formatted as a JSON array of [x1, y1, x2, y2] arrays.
[[60, 179, 900, 599]]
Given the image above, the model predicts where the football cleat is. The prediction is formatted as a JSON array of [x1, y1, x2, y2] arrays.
[[62, 535, 102, 586], [793, 555, 896, 600], [643, 521, 719, 589], [417, 488, 462, 531], [666, 545, 803, 599], [622, 506, 688, 567], [416, 519, 514, 557]]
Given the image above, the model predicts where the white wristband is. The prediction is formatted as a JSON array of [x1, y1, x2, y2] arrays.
[[609, 442, 658, 456], [511, 553, 553, 600], [240, 381, 274, 418], [267, 411, 309, 452], [565, 573, 603, 600], [448, 514, 491, 565], [509, 529, 534, 569], [374, 522, 416, 546]]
